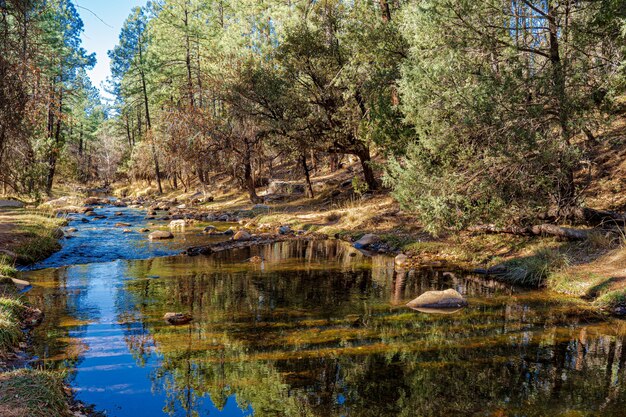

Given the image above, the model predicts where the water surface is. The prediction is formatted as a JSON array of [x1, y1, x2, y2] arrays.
[[18, 207, 626, 416]]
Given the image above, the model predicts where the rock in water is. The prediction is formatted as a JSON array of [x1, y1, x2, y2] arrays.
[[278, 225, 292, 235], [10, 278, 30, 290], [149, 230, 174, 240], [169, 219, 187, 228], [395, 253, 409, 269], [353, 233, 379, 249], [164, 312, 192, 325], [406, 289, 467, 309], [233, 230, 251, 241], [203, 225, 217, 234]]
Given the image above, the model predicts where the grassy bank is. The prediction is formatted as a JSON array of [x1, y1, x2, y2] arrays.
[[0, 208, 66, 266], [0, 207, 72, 417], [0, 369, 71, 417]]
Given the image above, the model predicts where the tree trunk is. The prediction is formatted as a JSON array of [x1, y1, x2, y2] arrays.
[[379, 0, 391, 22], [125, 115, 132, 148], [301, 152, 314, 198], [244, 145, 261, 203], [547, 2, 575, 207], [138, 37, 162, 195], [355, 146, 378, 190], [184, 4, 194, 108], [46, 83, 63, 195]]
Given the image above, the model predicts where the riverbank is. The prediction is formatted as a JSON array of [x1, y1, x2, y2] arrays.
[[109, 179, 626, 317], [0, 207, 80, 417]]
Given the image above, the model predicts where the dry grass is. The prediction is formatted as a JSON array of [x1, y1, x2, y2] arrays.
[[0, 369, 71, 417], [0, 208, 65, 265]]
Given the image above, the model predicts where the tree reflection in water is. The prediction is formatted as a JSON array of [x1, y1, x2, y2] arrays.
[[24, 240, 626, 416]]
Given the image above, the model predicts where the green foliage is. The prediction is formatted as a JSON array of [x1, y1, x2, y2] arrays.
[[0, 263, 17, 278], [351, 176, 369, 197], [384, 0, 626, 232]]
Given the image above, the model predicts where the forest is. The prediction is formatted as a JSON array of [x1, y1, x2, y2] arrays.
[[2, 1, 626, 417], [1, 0, 623, 232]]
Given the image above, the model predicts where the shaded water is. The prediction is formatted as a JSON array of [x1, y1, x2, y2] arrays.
[[18, 207, 626, 416]]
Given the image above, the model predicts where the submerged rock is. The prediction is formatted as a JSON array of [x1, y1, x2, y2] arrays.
[[149, 230, 174, 240], [22, 307, 44, 328], [115, 222, 131, 227], [164, 312, 192, 325], [406, 289, 467, 310]]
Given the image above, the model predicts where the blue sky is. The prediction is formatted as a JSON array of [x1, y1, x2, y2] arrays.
[[75, 0, 147, 102]]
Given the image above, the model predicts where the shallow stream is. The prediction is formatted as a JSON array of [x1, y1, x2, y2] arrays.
[[18, 206, 626, 416]]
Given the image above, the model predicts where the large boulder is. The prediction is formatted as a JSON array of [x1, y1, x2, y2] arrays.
[[164, 312, 192, 325], [406, 289, 468, 310], [149, 230, 174, 240], [0, 199, 24, 208], [266, 180, 305, 195], [353, 234, 380, 249], [233, 230, 251, 241]]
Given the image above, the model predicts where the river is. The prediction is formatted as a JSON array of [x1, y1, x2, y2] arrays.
[[18, 205, 626, 416]]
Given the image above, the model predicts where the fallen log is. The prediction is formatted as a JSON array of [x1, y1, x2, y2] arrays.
[[184, 234, 328, 256], [542, 207, 626, 227], [468, 223, 590, 240]]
